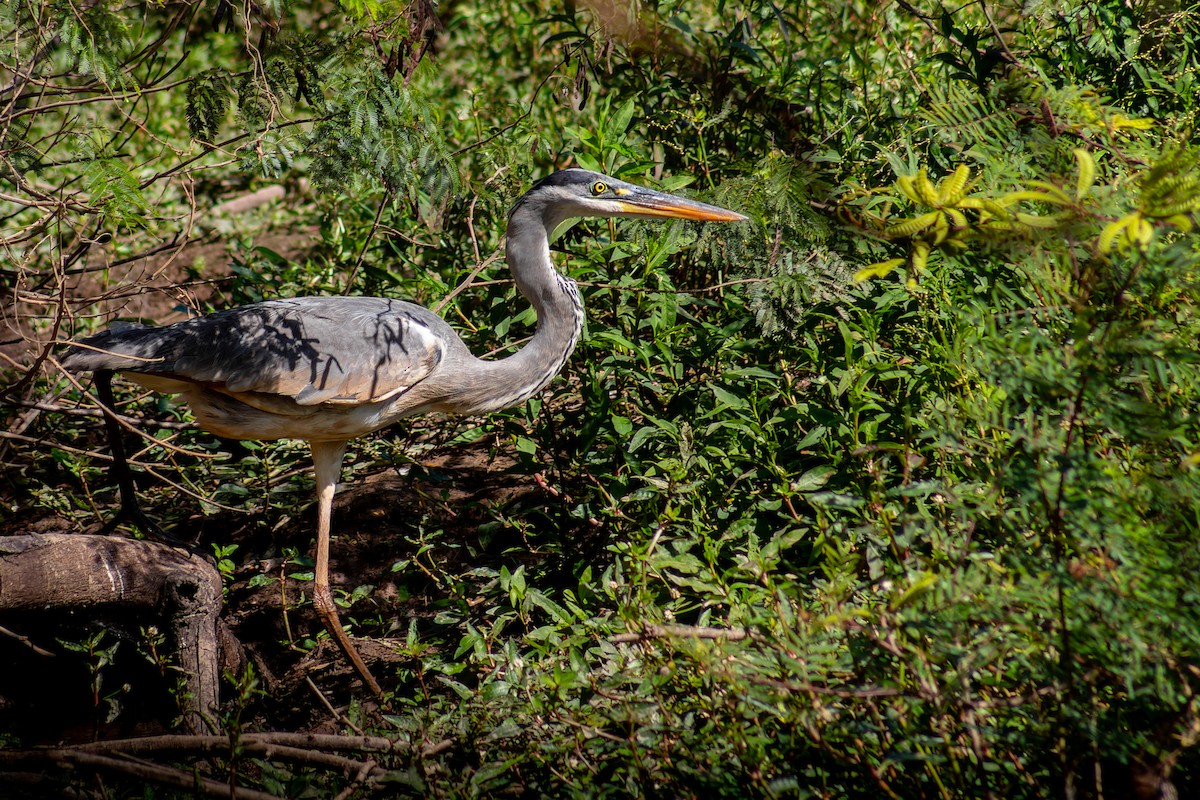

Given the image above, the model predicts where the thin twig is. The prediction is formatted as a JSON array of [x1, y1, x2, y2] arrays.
[[980, 0, 1020, 66], [333, 757, 379, 800], [451, 56, 569, 157], [51, 362, 219, 460], [7, 749, 286, 800], [0, 430, 251, 515], [576, 276, 773, 294], [610, 623, 751, 644], [42, 730, 449, 757], [305, 676, 365, 736], [0, 624, 55, 657], [433, 249, 504, 314], [747, 675, 905, 699], [4, 400, 193, 429], [343, 189, 393, 292]]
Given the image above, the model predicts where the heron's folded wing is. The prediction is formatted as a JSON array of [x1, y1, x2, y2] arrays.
[[65, 297, 446, 407], [170, 297, 446, 406]]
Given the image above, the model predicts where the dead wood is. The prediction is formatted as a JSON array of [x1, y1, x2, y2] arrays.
[[64, 730, 450, 758], [36, 749, 285, 800], [609, 623, 752, 643], [0, 730, 453, 798], [0, 533, 224, 731]]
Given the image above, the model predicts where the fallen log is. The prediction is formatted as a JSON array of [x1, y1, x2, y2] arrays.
[[0, 533, 223, 731]]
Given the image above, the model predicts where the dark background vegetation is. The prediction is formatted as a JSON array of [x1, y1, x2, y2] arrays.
[[2, 0, 1200, 797]]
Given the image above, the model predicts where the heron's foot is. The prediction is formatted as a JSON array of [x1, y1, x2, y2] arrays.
[[101, 503, 190, 548], [313, 585, 386, 700]]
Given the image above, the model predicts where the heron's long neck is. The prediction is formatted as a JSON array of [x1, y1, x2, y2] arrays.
[[459, 205, 583, 413]]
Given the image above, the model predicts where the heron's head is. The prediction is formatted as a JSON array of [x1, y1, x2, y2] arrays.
[[513, 168, 747, 230]]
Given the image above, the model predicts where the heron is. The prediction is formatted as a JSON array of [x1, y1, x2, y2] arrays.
[[62, 168, 746, 697]]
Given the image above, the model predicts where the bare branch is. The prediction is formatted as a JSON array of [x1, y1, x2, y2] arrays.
[[610, 623, 752, 643]]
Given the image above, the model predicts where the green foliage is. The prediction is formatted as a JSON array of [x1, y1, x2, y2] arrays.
[[186, 71, 232, 146], [54, 0, 132, 88], [59, 629, 126, 725], [304, 59, 456, 198]]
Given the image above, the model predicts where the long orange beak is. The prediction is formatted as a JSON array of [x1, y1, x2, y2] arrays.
[[613, 187, 747, 222]]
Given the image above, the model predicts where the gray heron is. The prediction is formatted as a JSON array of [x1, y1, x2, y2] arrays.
[[62, 168, 746, 697]]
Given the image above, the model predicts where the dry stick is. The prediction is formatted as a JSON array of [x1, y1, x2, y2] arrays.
[[0, 209, 54, 249], [431, 275, 773, 304], [610, 623, 751, 644], [67, 275, 232, 305], [2, 77, 197, 122], [0, 623, 55, 657], [432, 248, 504, 314], [576, 276, 774, 294], [51, 359, 218, 460], [0, 429, 120, 460], [747, 675, 904, 700], [50, 731, 448, 758], [450, 54, 569, 157], [465, 191, 483, 264], [555, 714, 626, 744], [146, 176, 200, 291], [333, 758, 380, 800], [31, 750, 284, 800], [305, 676, 366, 736], [342, 189, 393, 292], [372, 222, 437, 248], [81, 232, 190, 273], [136, 462, 250, 514], [5, 399, 193, 429], [3, 234, 95, 399], [0, 431, 245, 513], [136, 116, 320, 190], [980, 0, 1020, 66], [0, 388, 59, 463], [239, 744, 384, 779]]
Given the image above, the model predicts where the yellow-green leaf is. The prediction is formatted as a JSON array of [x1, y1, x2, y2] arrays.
[[945, 208, 968, 228], [1005, 190, 1071, 206], [1111, 114, 1154, 131], [1015, 212, 1062, 229], [890, 572, 939, 610], [912, 241, 931, 271], [914, 168, 940, 206], [1098, 215, 1132, 254], [853, 258, 905, 282], [1166, 214, 1194, 232], [931, 211, 950, 244], [887, 211, 941, 238], [938, 165, 971, 206], [1074, 148, 1096, 202], [1134, 216, 1154, 247]]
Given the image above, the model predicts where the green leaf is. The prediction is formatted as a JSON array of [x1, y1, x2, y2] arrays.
[[711, 385, 749, 409], [791, 466, 835, 492]]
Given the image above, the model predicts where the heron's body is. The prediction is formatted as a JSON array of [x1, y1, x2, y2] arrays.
[[62, 168, 744, 697], [70, 291, 578, 442]]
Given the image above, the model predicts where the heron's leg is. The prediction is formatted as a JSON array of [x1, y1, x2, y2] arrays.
[[94, 370, 180, 544], [309, 440, 384, 699]]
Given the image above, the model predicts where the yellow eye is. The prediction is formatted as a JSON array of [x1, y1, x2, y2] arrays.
[[591, 181, 608, 195]]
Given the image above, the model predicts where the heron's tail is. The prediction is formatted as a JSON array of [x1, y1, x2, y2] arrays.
[[61, 322, 172, 372]]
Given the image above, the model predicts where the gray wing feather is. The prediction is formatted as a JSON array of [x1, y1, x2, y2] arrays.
[[64, 297, 447, 406]]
